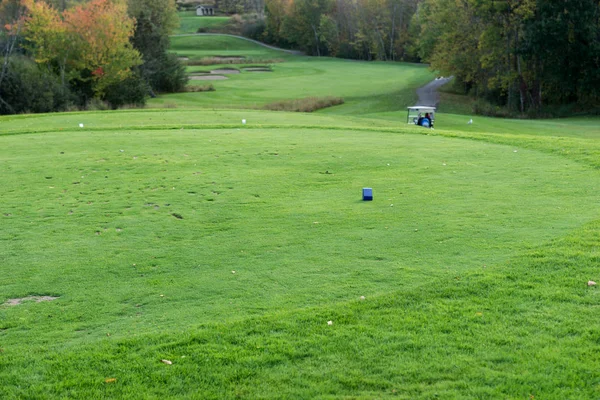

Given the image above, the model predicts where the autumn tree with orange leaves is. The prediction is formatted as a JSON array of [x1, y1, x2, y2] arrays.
[[21, 0, 141, 96]]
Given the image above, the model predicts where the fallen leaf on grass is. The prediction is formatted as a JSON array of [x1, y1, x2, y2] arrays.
[[327, 320, 333, 326], [588, 281, 596, 286], [161, 359, 173, 365], [104, 378, 117, 383]]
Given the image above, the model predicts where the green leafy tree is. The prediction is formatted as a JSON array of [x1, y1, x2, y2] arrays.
[[282, 0, 333, 56], [413, 0, 599, 113], [127, 0, 187, 93]]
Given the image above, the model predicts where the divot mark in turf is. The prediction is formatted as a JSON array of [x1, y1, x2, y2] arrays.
[[3, 296, 59, 306], [172, 213, 184, 219]]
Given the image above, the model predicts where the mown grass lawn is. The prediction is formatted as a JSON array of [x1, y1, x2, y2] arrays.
[[2, 33, 600, 399], [174, 12, 230, 35], [155, 35, 431, 113]]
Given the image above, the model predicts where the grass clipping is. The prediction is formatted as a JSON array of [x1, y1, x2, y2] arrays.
[[263, 96, 344, 112]]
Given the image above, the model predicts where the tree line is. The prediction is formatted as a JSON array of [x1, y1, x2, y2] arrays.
[[259, 0, 419, 60], [0, 0, 187, 114], [258, 0, 600, 114]]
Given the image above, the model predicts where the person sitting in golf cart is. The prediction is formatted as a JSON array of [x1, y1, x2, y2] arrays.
[[420, 112, 432, 128], [407, 106, 435, 128], [416, 113, 424, 126]]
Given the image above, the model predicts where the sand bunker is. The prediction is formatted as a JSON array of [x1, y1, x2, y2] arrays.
[[190, 75, 228, 80], [4, 296, 59, 306], [243, 67, 272, 72], [211, 69, 240, 74]]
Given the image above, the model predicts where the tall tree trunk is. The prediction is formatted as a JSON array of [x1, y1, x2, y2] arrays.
[[0, 23, 21, 89], [389, 3, 397, 61], [517, 55, 525, 113], [0, 13, 24, 114], [506, 20, 513, 110], [311, 24, 321, 57], [514, 27, 525, 113], [374, 25, 387, 60]]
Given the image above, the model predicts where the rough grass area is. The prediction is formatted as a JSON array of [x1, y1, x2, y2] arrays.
[[185, 84, 215, 92], [262, 96, 344, 112]]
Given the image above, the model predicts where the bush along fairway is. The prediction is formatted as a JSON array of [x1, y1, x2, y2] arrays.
[[2, 35, 600, 399]]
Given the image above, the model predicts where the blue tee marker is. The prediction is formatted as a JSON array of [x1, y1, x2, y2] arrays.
[[362, 188, 373, 201]]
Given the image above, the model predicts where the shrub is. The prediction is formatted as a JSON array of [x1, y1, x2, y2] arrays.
[[0, 56, 75, 115], [85, 98, 111, 111], [263, 97, 344, 112], [241, 16, 266, 40], [471, 99, 512, 118], [103, 72, 150, 109], [148, 53, 188, 93]]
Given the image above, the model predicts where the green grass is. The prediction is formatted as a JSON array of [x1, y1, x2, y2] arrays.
[[2, 32, 600, 399], [174, 12, 230, 35], [157, 36, 431, 114]]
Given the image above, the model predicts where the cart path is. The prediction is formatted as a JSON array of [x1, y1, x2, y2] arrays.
[[416, 77, 452, 107], [171, 33, 305, 55]]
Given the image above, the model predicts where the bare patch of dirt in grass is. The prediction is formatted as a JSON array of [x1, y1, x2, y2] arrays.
[[4, 296, 59, 306]]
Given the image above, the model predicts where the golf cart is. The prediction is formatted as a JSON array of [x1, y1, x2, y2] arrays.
[[407, 106, 435, 128]]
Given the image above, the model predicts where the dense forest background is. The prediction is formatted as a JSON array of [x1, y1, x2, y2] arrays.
[[254, 0, 600, 115], [1, 0, 599, 115]]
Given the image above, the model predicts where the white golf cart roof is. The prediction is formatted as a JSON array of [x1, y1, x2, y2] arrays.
[[407, 106, 436, 112]]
